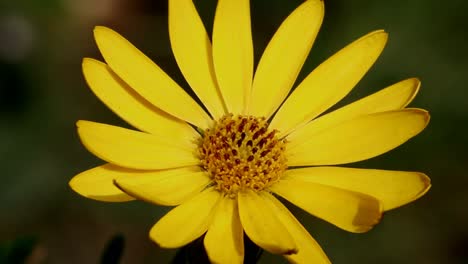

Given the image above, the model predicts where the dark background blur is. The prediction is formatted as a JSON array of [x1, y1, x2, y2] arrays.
[[1, 0, 467, 263]]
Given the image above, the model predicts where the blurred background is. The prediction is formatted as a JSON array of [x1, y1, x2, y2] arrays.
[[1, 0, 467, 263]]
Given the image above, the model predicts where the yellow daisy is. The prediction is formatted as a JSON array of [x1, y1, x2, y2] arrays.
[[70, 0, 431, 263]]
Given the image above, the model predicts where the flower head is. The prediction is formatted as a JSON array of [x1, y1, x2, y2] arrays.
[[70, 0, 431, 263]]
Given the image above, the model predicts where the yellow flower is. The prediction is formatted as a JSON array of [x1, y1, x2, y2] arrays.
[[69, 0, 431, 263]]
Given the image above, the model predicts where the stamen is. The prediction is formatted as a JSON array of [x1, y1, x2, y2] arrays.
[[198, 114, 287, 197]]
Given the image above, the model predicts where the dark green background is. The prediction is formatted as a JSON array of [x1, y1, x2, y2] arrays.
[[1, 0, 467, 263]]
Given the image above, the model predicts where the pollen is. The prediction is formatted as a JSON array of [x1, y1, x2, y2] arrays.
[[199, 114, 288, 197]]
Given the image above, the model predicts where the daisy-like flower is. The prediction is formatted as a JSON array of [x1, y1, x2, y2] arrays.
[[70, 0, 431, 263]]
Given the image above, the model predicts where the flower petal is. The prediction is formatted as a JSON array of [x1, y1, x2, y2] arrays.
[[150, 188, 220, 248], [204, 197, 244, 264], [69, 164, 135, 202], [82, 58, 198, 146], [169, 0, 226, 119], [284, 167, 431, 211], [287, 78, 421, 147], [77, 120, 199, 170], [264, 193, 331, 264], [93, 26, 212, 129], [287, 109, 430, 166], [212, 0, 253, 114], [249, 0, 324, 118], [113, 166, 211, 206], [270, 179, 382, 233], [271, 30, 388, 137], [237, 190, 297, 255]]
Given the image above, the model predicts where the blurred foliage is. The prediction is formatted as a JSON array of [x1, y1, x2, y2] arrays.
[[0, 236, 37, 264], [100, 234, 125, 264], [0, 0, 467, 263], [170, 234, 262, 264]]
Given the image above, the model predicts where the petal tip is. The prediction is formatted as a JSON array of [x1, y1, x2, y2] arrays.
[[76, 120, 98, 131], [307, 0, 325, 9], [416, 172, 432, 198], [93, 25, 111, 35], [82, 57, 94, 66], [410, 77, 421, 91], [352, 197, 383, 233], [379, 31, 389, 42], [93, 26, 121, 48], [423, 111, 431, 126], [148, 232, 187, 250], [68, 169, 135, 202], [368, 29, 388, 44], [402, 78, 421, 106], [148, 231, 165, 248], [375, 29, 387, 34], [82, 57, 104, 68], [68, 176, 79, 192], [410, 77, 421, 84], [76, 120, 88, 128], [406, 108, 430, 127], [416, 109, 431, 126], [405, 77, 421, 89], [82, 58, 106, 80]]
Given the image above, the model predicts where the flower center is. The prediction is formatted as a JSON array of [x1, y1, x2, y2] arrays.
[[199, 114, 287, 197]]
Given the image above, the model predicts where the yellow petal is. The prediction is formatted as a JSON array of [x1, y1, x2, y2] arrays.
[[287, 109, 430, 166], [237, 190, 297, 255], [270, 179, 382, 233], [93, 26, 212, 129], [113, 166, 211, 206], [77, 120, 199, 170], [264, 193, 331, 264], [271, 30, 388, 137], [249, 0, 324, 118], [204, 197, 244, 264], [82, 58, 198, 146], [169, 0, 226, 119], [284, 167, 431, 211], [287, 78, 421, 147], [150, 188, 220, 248], [69, 164, 135, 202], [212, 0, 253, 114]]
